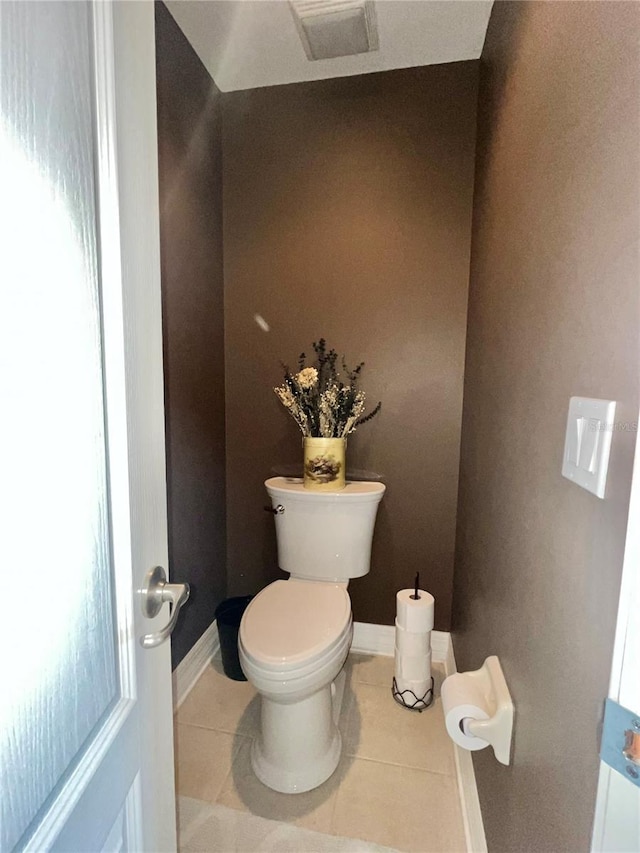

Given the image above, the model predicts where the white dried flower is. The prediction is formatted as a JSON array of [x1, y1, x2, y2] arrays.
[[274, 385, 309, 434], [343, 390, 366, 436], [319, 383, 340, 437], [274, 344, 381, 438], [296, 367, 318, 389], [274, 385, 295, 407]]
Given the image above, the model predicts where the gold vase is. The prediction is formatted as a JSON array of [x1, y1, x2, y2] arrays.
[[303, 437, 346, 491]]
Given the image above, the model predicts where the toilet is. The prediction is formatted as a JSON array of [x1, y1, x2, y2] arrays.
[[238, 476, 385, 794]]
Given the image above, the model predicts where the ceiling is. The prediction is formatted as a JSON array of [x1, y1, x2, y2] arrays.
[[164, 1, 493, 92]]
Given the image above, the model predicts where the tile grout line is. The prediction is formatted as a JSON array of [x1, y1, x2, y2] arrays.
[[176, 796, 219, 849], [326, 781, 341, 837], [176, 719, 256, 739], [341, 752, 458, 779], [212, 733, 250, 807], [326, 690, 357, 838], [343, 664, 455, 781]]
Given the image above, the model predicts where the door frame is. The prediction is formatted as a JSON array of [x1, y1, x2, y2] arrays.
[[591, 407, 640, 850]]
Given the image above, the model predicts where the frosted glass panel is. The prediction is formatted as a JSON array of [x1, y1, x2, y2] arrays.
[[0, 3, 119, 850]]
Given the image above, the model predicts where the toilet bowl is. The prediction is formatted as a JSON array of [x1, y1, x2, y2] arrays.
[[239, 476, 385, 793], [239, 579, 352, 793]]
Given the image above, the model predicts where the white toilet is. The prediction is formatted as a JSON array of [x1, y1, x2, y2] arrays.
[[238, 476, 385, 794]]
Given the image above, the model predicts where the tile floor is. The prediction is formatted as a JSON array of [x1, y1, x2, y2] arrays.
[[175, 652, 466, 853]]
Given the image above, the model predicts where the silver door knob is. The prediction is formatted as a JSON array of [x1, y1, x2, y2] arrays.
[[140, 565, 190, 649]]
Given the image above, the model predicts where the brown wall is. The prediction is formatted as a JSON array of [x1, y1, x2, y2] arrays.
[[453, 3, 640, 851], [223, 64, 478, 628], [155, 2, 226, 668]]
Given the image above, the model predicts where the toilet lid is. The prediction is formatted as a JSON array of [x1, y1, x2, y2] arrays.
[[240, 580, 351, 667]]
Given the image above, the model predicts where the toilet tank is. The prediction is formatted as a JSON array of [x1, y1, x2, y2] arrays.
[[265, 477, 385, 582]]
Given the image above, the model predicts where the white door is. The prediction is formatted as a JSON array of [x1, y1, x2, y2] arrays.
[[592, 410, 640, 851], [0, 2, 180, 850]]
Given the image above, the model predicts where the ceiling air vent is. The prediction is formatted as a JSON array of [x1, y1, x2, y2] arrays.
[[289, 0, 379, 61]]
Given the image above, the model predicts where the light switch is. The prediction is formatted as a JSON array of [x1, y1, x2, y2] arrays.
[[562, 397, 616, 498]]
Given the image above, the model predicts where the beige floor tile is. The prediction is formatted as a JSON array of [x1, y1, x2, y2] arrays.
[[349, 654, 445, 692], [344, 679, 455, 776], [177, 659, 259, 736], [432, 662, 445, 692], [179, 797, 399, 853], [216, 736, 342, 833], [175, 724, 243, 805], [175, 654, 465, 851], [331, 758, 466, 853], [349, 653, 395, 687], [338, 661, 358, 741]]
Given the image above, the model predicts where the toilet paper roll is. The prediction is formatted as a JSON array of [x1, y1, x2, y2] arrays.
[[441, 673, 491, 751], [396, 589, 435, 633], [395, 649, 431, 683], [395, 620, 431, 655]]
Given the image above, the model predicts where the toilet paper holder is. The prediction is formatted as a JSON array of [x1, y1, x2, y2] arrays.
[[444, 656, 514, 765]]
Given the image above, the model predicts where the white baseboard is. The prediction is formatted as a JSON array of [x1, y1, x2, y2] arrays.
[[172, 620, 220, 711], [351, 620, 450, 664], [351, 621, 395, 656], [445, 639, 488, 853]]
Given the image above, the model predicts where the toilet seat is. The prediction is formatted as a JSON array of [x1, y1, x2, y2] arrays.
[[239, 579, 351, 676]]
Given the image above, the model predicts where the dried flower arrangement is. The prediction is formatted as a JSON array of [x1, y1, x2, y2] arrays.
[[274, 339, 381, 438]]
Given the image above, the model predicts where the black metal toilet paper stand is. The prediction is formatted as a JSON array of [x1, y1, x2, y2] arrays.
[[391, 676, 435, 713]]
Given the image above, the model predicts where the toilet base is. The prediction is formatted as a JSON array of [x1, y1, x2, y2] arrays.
[[251, 675, 345, 794], [251, 726, 341, 794]]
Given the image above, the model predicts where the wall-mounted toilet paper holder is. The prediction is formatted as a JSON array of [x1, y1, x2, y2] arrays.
[[442, 656, 514, 765]]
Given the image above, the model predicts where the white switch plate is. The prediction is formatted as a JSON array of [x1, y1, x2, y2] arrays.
[[562, 397, 616, 499]]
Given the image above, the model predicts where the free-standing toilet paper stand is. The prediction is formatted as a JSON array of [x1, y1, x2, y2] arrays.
[[392, 675, 434, 712], [392, 573, 435, 712]]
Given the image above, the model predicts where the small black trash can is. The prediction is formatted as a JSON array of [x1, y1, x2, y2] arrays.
[[215, 595, 253, 681]]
